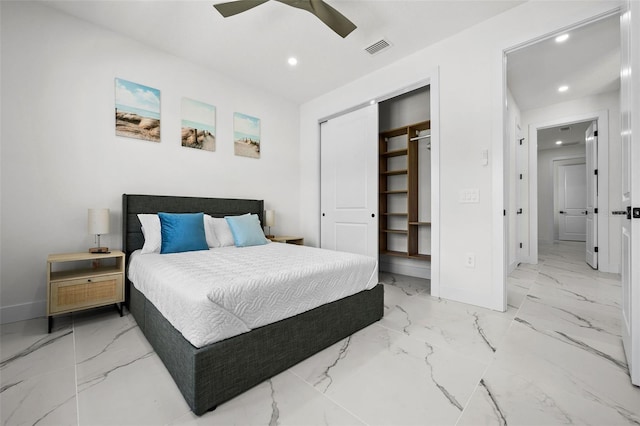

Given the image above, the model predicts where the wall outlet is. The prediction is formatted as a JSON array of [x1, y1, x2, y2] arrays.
[[465, 253, 476, 268]]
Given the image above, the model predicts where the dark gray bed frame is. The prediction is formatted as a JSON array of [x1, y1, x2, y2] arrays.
[[122, 194, 384, 415]]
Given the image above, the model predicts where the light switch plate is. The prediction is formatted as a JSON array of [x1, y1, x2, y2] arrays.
[[459, 188, 480, 203]]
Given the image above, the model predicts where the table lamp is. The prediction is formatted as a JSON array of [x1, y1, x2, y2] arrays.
[[88, 208, 110, 253], [265, 210, 275, 238]]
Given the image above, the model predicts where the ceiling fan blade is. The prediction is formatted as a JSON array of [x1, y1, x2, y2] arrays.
[[213, 0, 270, 17], [308, 0, 357, 38], [276, 0, 356, 38]]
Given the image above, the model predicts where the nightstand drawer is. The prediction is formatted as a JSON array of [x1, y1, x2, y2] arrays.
[[49, 273, 124, 315]]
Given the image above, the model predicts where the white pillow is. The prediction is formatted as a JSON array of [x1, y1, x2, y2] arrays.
[[211, 215, 247, 247], [138, 214, 161, 254], [203, 214, 221, 248]]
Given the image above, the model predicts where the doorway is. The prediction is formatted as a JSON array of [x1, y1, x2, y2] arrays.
[[504, 12, 619, 272]]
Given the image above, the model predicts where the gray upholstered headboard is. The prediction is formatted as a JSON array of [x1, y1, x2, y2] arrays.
[[122, 194, 264, 258]]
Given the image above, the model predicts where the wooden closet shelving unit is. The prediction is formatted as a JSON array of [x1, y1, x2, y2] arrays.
[[379, 120, 431, 261]]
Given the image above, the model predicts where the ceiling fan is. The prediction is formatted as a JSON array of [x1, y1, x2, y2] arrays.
[[213, 0, 357, 38]]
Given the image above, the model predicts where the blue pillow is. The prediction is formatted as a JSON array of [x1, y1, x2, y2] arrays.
[[158, 212, 209, 254], [225, 214, 268, 247]]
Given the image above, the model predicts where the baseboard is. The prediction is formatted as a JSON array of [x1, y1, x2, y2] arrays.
[[508, 261, 518, 274], [0, 300, 46, 324], [599, 262, 620, 274], [380, 257, 431, 279]]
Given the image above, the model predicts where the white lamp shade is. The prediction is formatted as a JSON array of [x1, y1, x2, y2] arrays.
[[88, 208, 110, 235], [265, 210, 275, 227]]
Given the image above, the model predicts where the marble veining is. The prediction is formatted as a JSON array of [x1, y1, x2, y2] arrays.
[[472, 312, 497, 353], [77, 323, 138, 365], [78, 350, 155, 393], [268, 379, 279, 426], [2, 240, 639, 425], [424, 342, 463, 411], [313, 335, 351, 393], [0, 329, 72, 369], [479, 379, 507, 426], [514, 317, 628, 373]]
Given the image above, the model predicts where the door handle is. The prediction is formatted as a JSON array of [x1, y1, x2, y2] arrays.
[[559, 211, 565, 214], [584, 211, 588, 215], [612, 210, 627, 215], [517, 208, 523, 215]]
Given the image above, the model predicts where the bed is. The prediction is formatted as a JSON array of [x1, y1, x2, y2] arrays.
[[122, 194, 384, 415]]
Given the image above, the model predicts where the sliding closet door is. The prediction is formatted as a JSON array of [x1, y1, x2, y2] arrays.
[[320, 104, 378, 259]]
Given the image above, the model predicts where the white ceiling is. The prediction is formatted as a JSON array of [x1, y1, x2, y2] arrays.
[[42, 0, 525, 104], [537, 121, 592, 151], [507, 13, 620, 112]]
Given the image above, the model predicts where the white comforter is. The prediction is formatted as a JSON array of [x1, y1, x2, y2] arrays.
[[128, 242, 378, 348]]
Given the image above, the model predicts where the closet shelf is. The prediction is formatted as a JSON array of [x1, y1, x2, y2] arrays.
[[381, 169, 408, 176], [383, 212, 408, 216], [381, 190, 408, 195], [380, 250, 409, 258], [408, 253, 431, 261], [381, 229, 408, 235], [409, 221, 431, 226], [381, 149, 408, 158], [381, 250, 431, 261]]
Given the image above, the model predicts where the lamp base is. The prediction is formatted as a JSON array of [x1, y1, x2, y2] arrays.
[[89, 247, 110, 254], [265, 235, 274, 239]]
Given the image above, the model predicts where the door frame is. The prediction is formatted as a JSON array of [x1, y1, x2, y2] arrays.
[[318, 70, 441, 295], [527, 111, 610, 270]]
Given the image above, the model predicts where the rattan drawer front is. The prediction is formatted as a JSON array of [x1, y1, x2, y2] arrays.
[[49, 274, 124, 314]]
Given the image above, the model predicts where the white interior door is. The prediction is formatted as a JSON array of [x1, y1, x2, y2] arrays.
[[558, 163, 587, 242], [620, 0, 639, 386], [320, 104, 379, 260], [585, 122, 598, 268]]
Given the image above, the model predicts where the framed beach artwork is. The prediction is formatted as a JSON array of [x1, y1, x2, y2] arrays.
[[181, 98, 216, 151], [114, 78, 161, 142], [233, 112, 260, 159]]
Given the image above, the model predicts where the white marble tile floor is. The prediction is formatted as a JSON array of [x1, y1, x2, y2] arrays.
[[2, 241, 639, 425]]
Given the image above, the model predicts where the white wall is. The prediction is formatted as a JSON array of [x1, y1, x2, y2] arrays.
[[521, 90, 622, 271], [0, 2, 301, 323], [299, 0, 621, 311]]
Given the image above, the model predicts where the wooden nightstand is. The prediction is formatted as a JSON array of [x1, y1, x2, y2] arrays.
[[46, 250, 125, 333], [268, 236, 304, 245]]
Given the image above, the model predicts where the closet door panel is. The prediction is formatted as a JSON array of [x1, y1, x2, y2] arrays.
[[320, 104, 378, 260]]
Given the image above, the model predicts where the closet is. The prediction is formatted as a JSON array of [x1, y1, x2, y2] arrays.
[[320, 85, 431, 279], [379, 120, 431, 260], [378, 87, 431, 277]]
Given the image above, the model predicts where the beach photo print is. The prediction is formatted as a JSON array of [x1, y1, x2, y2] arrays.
[[233, 112, 260, 159], [181, 98, 216, 152], [115, 78, 161, 142]]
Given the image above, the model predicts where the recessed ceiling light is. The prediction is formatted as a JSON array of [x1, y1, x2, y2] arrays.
[[556, 140, 563, 145], [555, 33, 569, 43], [558, 85, 569, 93], [369, 100, 376, 105], [288, 57, 298, 66]]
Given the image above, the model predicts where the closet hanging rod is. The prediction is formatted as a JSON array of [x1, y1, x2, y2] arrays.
[[410, 135, 431, 141]]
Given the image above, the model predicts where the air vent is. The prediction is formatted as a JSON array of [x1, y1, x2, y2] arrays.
[[365, 39, 391, 55], [559, 126, 571, 132]]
